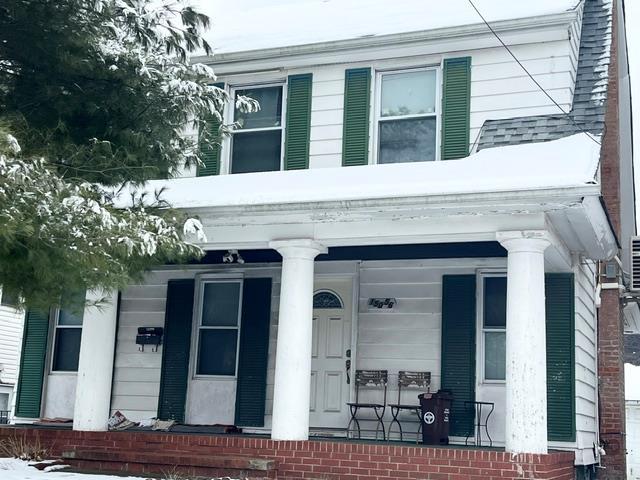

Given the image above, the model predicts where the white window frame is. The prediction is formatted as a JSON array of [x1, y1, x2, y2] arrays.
[[50, 308, 83, 374], [372, 65, 441, 165], [476, 270, 507, 385], [224, 82, 287, 175], [191, 275, 244, 379]]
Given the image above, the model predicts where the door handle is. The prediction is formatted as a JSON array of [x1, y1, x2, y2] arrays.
[[346, 359, 351, 384]]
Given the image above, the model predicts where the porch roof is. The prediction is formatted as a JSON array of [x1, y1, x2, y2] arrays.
[[125, 133, 600, 210]]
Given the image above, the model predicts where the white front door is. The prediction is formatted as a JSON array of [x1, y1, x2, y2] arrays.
[[309, 279, 353, 430]]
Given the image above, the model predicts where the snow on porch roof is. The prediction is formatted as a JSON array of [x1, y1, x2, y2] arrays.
[[196, 0, 580, 55], [126, 133, 601, 210]]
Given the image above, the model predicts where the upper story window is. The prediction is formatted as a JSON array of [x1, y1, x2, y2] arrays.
[[231, 85, 284, 174], [376, 68, 439, 164]]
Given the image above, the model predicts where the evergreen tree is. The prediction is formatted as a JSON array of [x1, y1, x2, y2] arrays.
[[0, 0, 245, 308]]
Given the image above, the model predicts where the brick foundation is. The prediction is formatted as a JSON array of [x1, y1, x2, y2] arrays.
[[0, 426, 576, 480]]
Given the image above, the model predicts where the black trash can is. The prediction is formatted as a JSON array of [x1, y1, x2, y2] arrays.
[[419, 390, 453, 445]]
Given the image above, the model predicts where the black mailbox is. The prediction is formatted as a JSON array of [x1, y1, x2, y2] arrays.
[[136, 327, 164, 352]]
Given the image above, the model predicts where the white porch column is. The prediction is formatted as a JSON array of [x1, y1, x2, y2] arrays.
[[269, 239, 327, 441], [73, 289, 118, 431], [497, 230, 551, 454]]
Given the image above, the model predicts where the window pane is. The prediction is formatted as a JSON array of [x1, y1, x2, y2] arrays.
[[484, 331, 506, 380], [231, 130, 282, 173], [202, 282, 241, 327], [1, 291, 18, 308], [380, 70, 436, 117], [58, 307, 84, 326], [0, 393, 8, 412], [197, 329, 238, 376], [378, 117, 436, 164], [52, 328, 82, 372], [234, 86, 282, 129], [484, 277, 507, 328]]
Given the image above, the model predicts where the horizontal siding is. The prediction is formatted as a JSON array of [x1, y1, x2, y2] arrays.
[[177, 31, 576, 177], [573, 260, 598, 452], [112, 265, 282, 423], [355, 258, 505, 415], [0, 305, 25, 386]]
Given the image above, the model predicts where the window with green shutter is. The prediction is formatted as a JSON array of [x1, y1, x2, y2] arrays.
[[441, 57, 471, 160], [440, 275, 476, 437], [342, 68, 371, 166], [15, 309, 50, 418], [545, 273, 576, 442], [198, 83, 225, 177], [284, 74, 312, 170]]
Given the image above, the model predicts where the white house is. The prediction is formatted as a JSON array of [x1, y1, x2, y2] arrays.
[[5, 1, 637, 479]]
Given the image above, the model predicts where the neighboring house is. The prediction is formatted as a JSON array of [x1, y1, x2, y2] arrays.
[[626, 334, 640, 480], [2, 1, 636, 479], [0, 290, 24, 422]]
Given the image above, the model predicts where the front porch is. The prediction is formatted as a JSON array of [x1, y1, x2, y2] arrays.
[[0, 425, 576, 480]]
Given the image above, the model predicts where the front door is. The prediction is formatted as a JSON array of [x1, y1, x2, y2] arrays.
[[309, 278, 353, 430]]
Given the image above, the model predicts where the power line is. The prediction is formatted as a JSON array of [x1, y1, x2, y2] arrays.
[[466, 0, 602, 146]]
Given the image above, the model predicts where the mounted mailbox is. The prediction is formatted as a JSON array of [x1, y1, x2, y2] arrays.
[[136, 327, 164, 352]]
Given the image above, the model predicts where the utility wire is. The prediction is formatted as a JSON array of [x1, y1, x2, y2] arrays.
[[466, 0, 602, 146]]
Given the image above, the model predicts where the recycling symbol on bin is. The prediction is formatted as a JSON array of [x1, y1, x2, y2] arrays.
[[423, 411, 436, 425]]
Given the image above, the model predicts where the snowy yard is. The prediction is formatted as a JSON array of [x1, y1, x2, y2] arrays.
[[0, 458, 150, 480]]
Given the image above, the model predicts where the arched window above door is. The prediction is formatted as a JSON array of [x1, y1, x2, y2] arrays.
[[313, 290, 344, 309]]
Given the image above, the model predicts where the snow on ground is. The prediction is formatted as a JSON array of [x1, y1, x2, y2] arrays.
[[0, 458, 148, 480], [195, 0, 581, 54], [119, 133, 601, 210]]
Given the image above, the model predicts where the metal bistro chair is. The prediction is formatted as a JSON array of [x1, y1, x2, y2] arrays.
[[347, 370, 388, 440], [387, 371, 431, 442]]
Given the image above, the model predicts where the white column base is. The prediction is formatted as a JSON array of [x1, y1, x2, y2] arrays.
[[73, 289, 118, 431], [269, 239, 327, 441], [497, 230, 551, 455]]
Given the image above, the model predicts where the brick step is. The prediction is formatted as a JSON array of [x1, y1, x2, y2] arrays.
[[61, 449, 277, 479]]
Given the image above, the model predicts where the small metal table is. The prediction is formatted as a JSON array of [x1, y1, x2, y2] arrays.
[[464, 401, 495, 447]]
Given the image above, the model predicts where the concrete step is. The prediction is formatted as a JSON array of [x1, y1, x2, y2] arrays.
[[61, 449, 277, 479]]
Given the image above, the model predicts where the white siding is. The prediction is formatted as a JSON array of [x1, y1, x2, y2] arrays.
[[112, 265, 282, 422], [0, 305, 24, 386], [573, 259, 598, 462], [108, 256, 597, 456], [177, 24, 578, 177]]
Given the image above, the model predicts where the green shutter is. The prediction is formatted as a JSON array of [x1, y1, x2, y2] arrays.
[[284, 74, 312, 170], [342, 68, 371, 166], [157, 279, 195, 422], [198, 83, 225, 176], [545, 273, 576, 441], [235, 278, 272, 426], [441, 275, 476, 437], [15, 309, 50, 418], [441, 57, 471, 160]]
